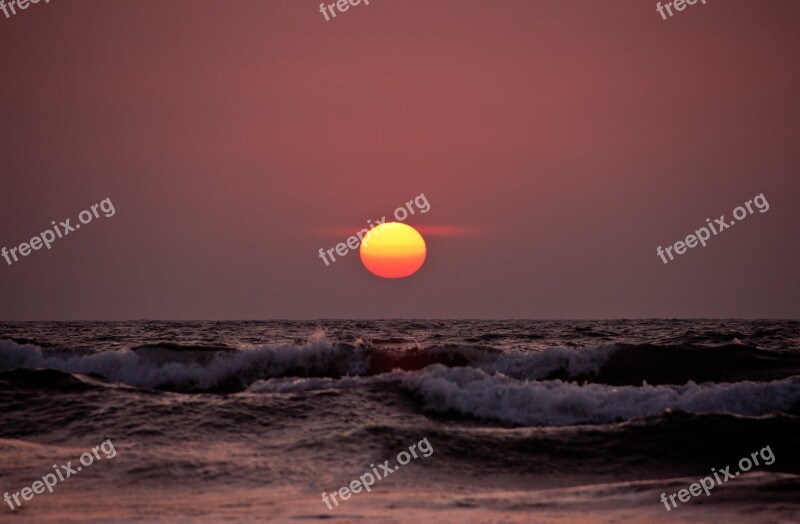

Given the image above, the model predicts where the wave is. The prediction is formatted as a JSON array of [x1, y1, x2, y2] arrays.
[[0, 338, 623, 392], [247, 366, 800, 426], [3, 336, 800, 427], [2, 337, 799, 394], [131, 342, 236, 365], [567, 343, 800, 385], [396, 365, 800, 426], [0, 338, 370, 392], [0, 368, 99, 392]]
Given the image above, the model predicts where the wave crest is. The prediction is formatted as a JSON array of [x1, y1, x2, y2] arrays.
[[3, 337, 799, 394], [399, 366, 800, 426]]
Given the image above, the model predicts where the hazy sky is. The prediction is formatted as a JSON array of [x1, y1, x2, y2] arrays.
[[1, 0, 798, 320]]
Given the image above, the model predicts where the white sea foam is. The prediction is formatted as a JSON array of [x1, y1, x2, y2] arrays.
[[483, 345, 617, 379], [0, 338, 369, 390], [249, 364, 800, 426], [247, 376, 381, 393], [398, 365, 800, 426], [4, 338, 798, 426], [0, 338, 617, 389]]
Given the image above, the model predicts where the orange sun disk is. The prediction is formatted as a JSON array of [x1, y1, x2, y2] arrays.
[[359, 223, 426, 278]]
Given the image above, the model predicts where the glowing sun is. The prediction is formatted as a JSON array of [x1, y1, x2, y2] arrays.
[[360, 223, 426, 278]]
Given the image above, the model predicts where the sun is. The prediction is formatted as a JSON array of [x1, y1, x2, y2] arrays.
[[360, 223, 426, 278]]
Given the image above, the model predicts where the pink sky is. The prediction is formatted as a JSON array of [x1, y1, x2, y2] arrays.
[[0, 0, 798, 319]]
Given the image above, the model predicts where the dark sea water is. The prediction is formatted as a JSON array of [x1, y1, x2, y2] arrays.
[[1, 320, 799, 523]]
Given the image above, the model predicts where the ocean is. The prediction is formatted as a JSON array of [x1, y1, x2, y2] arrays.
[[1, 320, 799, 523]]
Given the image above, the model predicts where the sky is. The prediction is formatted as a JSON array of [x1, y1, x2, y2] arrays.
[[0, 0, 798, 320]]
